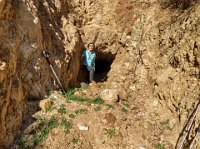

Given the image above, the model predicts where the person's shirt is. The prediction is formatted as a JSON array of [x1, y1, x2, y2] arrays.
[[82, 49, 96, 67]]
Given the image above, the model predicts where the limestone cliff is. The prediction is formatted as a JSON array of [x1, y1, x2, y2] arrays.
[[0, 0, 199, 148]]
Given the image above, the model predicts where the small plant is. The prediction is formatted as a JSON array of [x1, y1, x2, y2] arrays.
[[18, 116, 59, 147], [157, 143, 165, 149], [105, 129, 115, 139], [48, 116, 59, 128], [45, 107, 55, 113], [31, 116, 59, 145], [90, 96, 104, 104], [65, 89, 77, 100], [69, 113, 76, 119], [160, 119, 172, 130], [18, 139, 28, 148], [65, 99, 71, 103], [65, 89, 103, 104], [94, 105, 101, 111], [72, 137, 78, 144], [31, 126, 49, 145], [66, 92, 90, 103], [74, 108, 88, 115], [105, 104, 114, 109], [121, 107, 128, 113], [60, 119, 72, 133], [122, 102, 129, 108], [58, 104, 67, 114]]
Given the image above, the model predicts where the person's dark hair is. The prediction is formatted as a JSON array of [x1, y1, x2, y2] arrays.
[[88, 43, 95, 48]]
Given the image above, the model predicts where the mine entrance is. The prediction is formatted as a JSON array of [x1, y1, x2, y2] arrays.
[[78, 51, 115, 83]]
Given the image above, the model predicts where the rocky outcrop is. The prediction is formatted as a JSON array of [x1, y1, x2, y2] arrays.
[[0, 0, 200, 147], [0, 0, 83, 146]]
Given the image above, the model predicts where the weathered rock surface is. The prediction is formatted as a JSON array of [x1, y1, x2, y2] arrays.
[[39, 99, 54, 111], [100, 89, 119, 103], [0, 0, 200, 148]]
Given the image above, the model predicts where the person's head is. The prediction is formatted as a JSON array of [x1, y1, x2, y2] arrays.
[[88, 43, 95, 51]]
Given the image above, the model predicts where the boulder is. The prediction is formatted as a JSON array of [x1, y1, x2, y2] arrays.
[[80, 82, 89, 89], [100, 89, 119, 102], [77, 123, 89, 131], [118, 89, 127, 101], [39, 99, 54, 111], [89, 81, 99, 89]]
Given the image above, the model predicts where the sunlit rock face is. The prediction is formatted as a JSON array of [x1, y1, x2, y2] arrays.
[[0, 0, 200, 147]]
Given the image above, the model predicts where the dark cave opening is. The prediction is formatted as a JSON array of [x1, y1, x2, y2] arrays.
[[78, 51, 115, 83], [95, 57, 113, 82]]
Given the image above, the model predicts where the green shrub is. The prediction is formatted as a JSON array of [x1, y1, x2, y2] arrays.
[[58, 104, 67, 114], [157, 143, 165, 149], [60, 119, 73, 133], [65, 89, 103, 104], [105, 129, 115, 139]]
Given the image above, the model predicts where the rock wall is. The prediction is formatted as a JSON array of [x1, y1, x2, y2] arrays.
[[0, 0, 199, 147], [0, 0, 83, 146]]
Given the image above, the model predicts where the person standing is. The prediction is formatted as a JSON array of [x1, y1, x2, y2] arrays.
[[82, 43, 96, 83]]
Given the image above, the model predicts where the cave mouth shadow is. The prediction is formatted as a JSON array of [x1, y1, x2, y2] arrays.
[[78, 51, 116, 83]]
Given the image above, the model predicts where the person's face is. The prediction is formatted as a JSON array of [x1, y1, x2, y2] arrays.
[[88, 44, 94, 51]]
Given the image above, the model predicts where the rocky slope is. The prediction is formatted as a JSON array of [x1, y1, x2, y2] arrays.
[[0, 0, 199, 148]]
